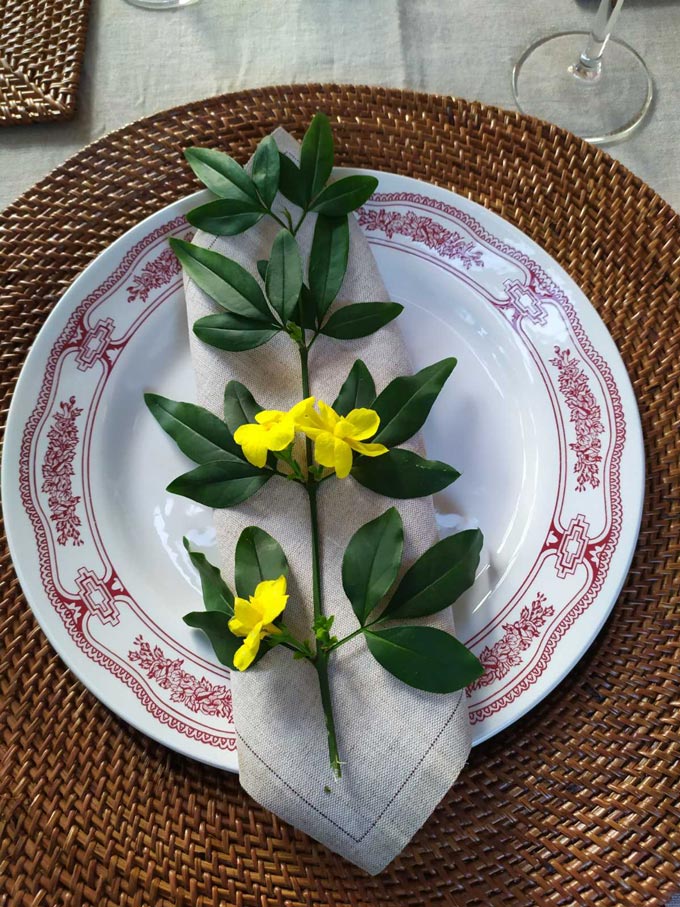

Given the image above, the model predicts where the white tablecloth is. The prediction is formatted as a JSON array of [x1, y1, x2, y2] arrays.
[[1, 0, 678, 212]]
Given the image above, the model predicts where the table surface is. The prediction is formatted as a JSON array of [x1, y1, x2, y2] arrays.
[[1, 0, 679, 213], [2, 83, 679, 907]]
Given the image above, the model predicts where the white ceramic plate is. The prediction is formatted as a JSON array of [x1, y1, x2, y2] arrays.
[[2, 171, 644, 770]]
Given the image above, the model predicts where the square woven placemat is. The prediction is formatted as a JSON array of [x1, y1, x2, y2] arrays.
[[0, 0, 91, 125], [0, 85, 678, 906]]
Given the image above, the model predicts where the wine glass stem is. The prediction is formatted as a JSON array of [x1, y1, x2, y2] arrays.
[[573, 0, 626, 80]]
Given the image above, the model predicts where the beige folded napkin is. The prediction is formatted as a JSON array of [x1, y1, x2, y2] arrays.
[[184, 130, 471, 874]]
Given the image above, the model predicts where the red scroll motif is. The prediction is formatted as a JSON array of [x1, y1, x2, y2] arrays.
[[41, 396, 84, 546], [75, 317, 115, 371], [128, 636, 234, 721], [126, 246, 180, 303], [550, 346, 605, 492], [468, 593, 555, 690], [357, 207, 485, 269]]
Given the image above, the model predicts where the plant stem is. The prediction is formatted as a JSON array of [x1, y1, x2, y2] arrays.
[[307, 483, 322, 623], [315, 656, 342, 777], [299, 343, 342, 778], [325, 616, 382, 654], [299, 343, 311, 396], [293, 210, 308, 237], [268, 209, 290, 231], [325, 625, 367, 654]]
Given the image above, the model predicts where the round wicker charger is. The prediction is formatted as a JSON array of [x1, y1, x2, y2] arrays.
[[1, 85, 678, 907]]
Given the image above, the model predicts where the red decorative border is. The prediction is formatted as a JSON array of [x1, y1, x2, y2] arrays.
[[41, 396, 84, 546], [469, 593, 555, 690], [550, 346, 605, 492], [357, 207, 484, 269], [129, 636, 234, 721], [127, 246, 181, 303], [363, 193, 626, 723], [16, 216, 239, 751]]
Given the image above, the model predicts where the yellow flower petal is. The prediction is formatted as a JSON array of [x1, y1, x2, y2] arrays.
[[232, 619, 264, 670], [333, 437, 354, 478], [341, 408, 381, 441], [252, 576, 289, 624], [229, 596, 263, 637], [265, 574, 288, 598], [264, 415, 296, 450], [233, 641, 258, 671], [243, 622, 264, 652], [289, 396, 316, 423], [233, 423, 269, 467], [295, 404, 326, 438], [234, 411, 296, 462], [348, 440, 389, 458], [313, 431, 340, 469], [254, 408, 287, 425], [317, 400, 340, 430]]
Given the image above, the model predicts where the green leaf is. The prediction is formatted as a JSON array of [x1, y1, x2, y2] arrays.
[[145, 393, 243, 464], [223, 381, 263, 433], [251, 135, 280, 208], [310, 175, 379, 217], [352, 448, 460, 498], [170, 239, 271, 320], [184, 147, 259, 202], [321, 302, 403, 340], [365, 626, 483, 693], [187, 198, 264, 236], [278, 153, 306, 208], [234, 526, 289, 598], [332, 359, 376, 416], [300, 112, 335, 204], [193, 312, 279, 351], [342, 509, 403, 625], [373, 358, 457, 448], [183, 538, 234, 614], [168, 460, 270, 507], [183, 610, 241, 670], [266, 229, 303, 322], [308, 215, 349, 319], [256, 259, 268, 282], [381, 529, 483, 620]]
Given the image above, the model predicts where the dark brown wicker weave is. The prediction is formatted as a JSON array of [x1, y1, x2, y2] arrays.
[[1, 85, 678, 907], [0, 0, 91, 124]]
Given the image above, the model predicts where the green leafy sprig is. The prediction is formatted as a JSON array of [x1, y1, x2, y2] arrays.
[[146, 113, 484, 778]]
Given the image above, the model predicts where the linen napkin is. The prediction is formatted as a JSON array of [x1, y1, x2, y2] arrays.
[[184, 130, 471, 874]]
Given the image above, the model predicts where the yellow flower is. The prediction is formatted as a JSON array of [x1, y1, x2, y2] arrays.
[[228, 575, 288, 671], [297, 400, 388, 479], [234, 398, 314, 468]]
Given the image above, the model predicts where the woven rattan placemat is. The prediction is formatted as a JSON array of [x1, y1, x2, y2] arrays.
[[0, 0, 91, 125], [1, 85, 679, 906]]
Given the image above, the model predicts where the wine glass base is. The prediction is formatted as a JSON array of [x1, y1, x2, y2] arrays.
[[512, 32, 653, 145], [123, 0, 200, 9]]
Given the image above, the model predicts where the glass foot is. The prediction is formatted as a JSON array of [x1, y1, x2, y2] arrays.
[[123, 0, 200, 9], [512, 32, 653, 144]]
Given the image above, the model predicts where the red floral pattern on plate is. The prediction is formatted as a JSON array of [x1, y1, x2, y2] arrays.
[[356, 207, 485, 269], [129, 636, 233, 721], [469, 593, 555, 690], [550, 346, 605, 492], [41, 396, 83, 546], [127, 246, 180, 303]]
